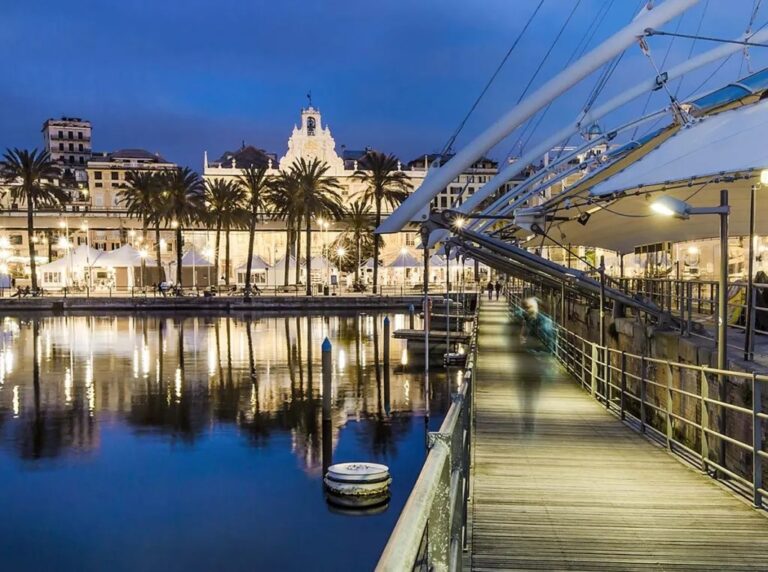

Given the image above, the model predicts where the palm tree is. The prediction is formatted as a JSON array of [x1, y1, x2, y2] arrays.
[[288, 158, 344, 295], [120, 170, 162, 281], [0, 149, 67, 291], [236, 165, 271, 295], [269, 172, 304, 286], [354, 151, 411, 293], [204, 178, 243, 286], [158, 167, 203, 288], [346, 200, 372, 287]]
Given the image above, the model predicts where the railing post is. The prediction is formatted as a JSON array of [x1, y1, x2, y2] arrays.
[[700, 368, 710, 471], [752, 374, 763, 508], [620, 351, 627, 421], [591, 343, 598, 398], [666, 362, 674, 451], [581, 339, 587, 389], [640, 356, 647, 434]]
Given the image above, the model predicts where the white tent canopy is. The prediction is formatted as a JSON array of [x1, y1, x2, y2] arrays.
[[235, 255, 271, 272], [176, 247, 213, 267], [387, 250, 423, 268], [429, 254, 447, 267], [96, 245, 143, 267]]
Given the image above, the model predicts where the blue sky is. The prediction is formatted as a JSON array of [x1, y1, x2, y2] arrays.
[[0, 1, 763, 169]]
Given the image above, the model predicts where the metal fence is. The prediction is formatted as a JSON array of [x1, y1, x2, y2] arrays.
[[376, 298, 478, 572], [508, 292, 767, 509]]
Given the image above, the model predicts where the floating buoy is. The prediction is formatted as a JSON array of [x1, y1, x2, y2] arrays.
[[324, 462, 391, 497]]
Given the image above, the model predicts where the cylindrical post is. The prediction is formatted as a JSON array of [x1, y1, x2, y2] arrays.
[[717, 189, 729, 473], [752, 374, 763, 508], [322, 337, 332, 422], [745, 184, 757, 361], [383, 317, 391, 416], [409, 304, 415, 329]]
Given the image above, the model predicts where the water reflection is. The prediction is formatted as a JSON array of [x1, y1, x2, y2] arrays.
[[0, 313, 450, 472], [0, 312, 460, 570]]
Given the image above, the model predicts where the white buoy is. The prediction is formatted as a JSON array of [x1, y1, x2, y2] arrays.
[[324, 462, 391, 497]]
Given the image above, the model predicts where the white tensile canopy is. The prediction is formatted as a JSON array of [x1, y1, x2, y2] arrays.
[[539, 99, 768, 254], [178, 247, 214, 267]]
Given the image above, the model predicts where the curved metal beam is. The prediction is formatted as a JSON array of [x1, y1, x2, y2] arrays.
[[377, 0, 700, 235]]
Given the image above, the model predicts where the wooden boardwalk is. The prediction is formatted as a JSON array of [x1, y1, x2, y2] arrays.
[[471, 300, 768, 571]]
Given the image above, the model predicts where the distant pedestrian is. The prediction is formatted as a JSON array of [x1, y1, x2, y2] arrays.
[[494, 280, 502, 300], [486, 280, 494, 300]]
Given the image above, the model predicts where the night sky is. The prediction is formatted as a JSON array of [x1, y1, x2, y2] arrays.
[[1, 1, 763, 169]]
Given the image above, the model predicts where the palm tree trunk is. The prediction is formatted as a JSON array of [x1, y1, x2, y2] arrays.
[[373, 197, 382, 293], [214, 220, 221, 285], [175, 226, 183, 287], [27, 197, 37, 291], [245, 213, 256, 294], [155, 224, 163, 282], [355, 230, 361, 286], [224, 224, 231, 286], [141, 219, 148, 288], [284, 225, 291, 286], [295, 224, 301, 287], [305, 214, 312, 296]]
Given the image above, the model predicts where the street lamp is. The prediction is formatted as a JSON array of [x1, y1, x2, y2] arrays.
[[650, 190, 730, 372]]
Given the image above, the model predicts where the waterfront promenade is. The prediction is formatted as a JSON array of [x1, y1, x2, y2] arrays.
[[471, 300, 768, 570]]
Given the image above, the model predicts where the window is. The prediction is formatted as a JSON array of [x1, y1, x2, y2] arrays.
[[69, 156, 75, 164], [58, 130, 63, 138], [69, 143, 74, 151], [440, 196, 448, 208], [68, 131, 73, 139], [307, 116, 316, 136], [468, 187, 475, 195], [111, 172, 119, 181], [95, 182, 103, 188], [94, 171, 102, 180], [58, 143, 63, 151], [78, 132, 83, 140], [43, 272, 62, 284], [78, 144, 83, 151], [79, 157, 84, 165]]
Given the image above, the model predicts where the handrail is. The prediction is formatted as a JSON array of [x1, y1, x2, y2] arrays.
[[508, 291, 766, 510], [377, 293, 479, 572]]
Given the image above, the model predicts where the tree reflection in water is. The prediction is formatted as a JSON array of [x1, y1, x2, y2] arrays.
[[0, 313, 451, 467]]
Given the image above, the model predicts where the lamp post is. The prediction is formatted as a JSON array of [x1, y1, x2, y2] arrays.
[[650, 192, 730, 373], [651, 191, 731, 474]]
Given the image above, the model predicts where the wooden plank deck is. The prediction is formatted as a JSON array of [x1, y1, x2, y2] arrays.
[[471, 300, 768, 571], [393, 329, 470, 343]]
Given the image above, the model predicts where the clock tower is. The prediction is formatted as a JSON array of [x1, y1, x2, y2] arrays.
[[279, 106, 344, 174]]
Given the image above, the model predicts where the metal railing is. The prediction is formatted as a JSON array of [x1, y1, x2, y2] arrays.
[[377, 297, 478, 572], [508, 292, 767, 509]]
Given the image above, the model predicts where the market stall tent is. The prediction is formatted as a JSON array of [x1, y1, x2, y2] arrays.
[[235, 255, 271, 286]]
